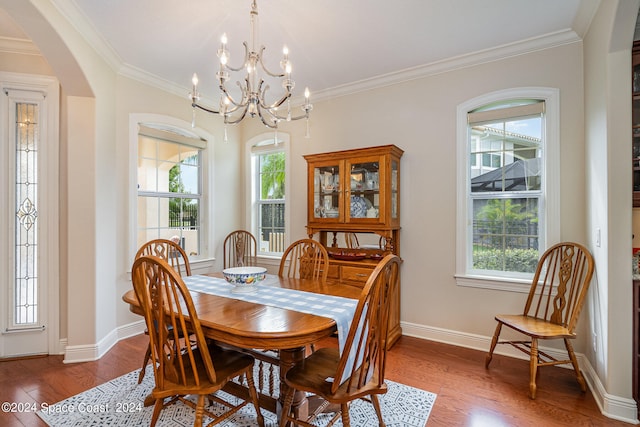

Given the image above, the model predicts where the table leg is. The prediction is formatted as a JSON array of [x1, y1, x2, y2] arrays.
[[277, 347, 308, 425]]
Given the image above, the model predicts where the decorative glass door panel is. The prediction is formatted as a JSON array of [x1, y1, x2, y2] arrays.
[[312, 162, 341, 221], [391, 159, 399, 219], [14, 102, 39, 328], [347, 157, 382, 222]]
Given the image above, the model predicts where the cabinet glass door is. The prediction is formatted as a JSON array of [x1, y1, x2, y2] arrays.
[[348, 160, 380, 220], [391, 159, 399, 219], [313, 164, 341, 220]]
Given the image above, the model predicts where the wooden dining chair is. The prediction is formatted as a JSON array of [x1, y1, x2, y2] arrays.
[[223, 230, 257, 269], [345, 232, 360, 249], [279, 254, 400, 427], [135, 238, 192, 384], [131, 255, 265, 427], [485, 242, 595, 399], [135, 238, 192, 276], [279, 238, 329, 283]]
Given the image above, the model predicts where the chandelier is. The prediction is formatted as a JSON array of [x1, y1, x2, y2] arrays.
[[189, 0, 312, 139]]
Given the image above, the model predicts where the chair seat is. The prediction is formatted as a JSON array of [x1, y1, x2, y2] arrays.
[[495, 314, 576, 339], [152, 342, 255, 400], [285, 347, 386, 403]]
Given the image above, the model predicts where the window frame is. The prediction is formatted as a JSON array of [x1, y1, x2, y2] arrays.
[[129, 114, 214, 269], [455, 88, 559, 293], [245, 133, 291, 259]]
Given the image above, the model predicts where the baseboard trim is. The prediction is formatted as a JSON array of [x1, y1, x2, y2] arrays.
[[63, 320, 146, 364], [400, 320, 639, 425], [581, 358, 640, 424]]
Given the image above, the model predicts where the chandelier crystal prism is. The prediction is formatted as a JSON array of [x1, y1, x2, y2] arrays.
[[189, 0, 312, 137]]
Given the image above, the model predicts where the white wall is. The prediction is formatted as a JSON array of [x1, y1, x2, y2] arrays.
[[244, 41, 587, 343], [583, 0, 639, 417]]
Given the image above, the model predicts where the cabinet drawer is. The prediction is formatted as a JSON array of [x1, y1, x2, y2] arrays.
[[325, 264, 340, 279], [342, 266, 373, 283]]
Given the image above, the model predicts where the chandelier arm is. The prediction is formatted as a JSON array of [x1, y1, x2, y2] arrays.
[[269, 109, 310, 122], [258, 46, 286, 78], [222, 102, 244, 115], [286, 111, 311, 121], [192, 102, 220, 114], [256, 105, 278, 129], [257, 82, 290, 110], [263, 93, 290, 110], [224, 41, 251, 73], [218, 82, 248, 109], [224, 105, 250, 125]]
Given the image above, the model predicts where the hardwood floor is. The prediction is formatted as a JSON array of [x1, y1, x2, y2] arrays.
[[0, 333, 631, 426]]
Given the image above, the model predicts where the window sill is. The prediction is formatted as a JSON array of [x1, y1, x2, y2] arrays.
[[190, 257, 216, 275], [125, 257, 215, 281], [454, 274, 532, 293], [256, 255, 282, 266]]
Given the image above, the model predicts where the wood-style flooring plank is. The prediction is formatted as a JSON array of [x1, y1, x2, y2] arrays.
[[0, 333, 632, 426]]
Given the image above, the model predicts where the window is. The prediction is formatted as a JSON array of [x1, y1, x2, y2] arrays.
[[456, 88, 559, 291], [247, 134, 290, 257], [136, 124, 206, 258]]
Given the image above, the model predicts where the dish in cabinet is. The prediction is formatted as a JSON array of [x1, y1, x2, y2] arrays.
[[350, 195, 371, 218]]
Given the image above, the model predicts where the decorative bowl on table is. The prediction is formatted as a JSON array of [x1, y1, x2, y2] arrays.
[[222, 266, 267, 293]]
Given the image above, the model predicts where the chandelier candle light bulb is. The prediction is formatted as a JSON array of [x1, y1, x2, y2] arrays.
[[189, 0, 312, 135]]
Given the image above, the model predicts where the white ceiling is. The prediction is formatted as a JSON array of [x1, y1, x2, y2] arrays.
[[1, 0, 596, 102]]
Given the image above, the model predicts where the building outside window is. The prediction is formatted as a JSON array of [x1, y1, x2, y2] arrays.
[[137, 125, 204, 258], [456, 88, 559, 289]]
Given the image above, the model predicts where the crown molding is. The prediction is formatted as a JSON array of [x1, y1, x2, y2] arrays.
[[0, 36, 40, 56], [49, 0, 122, 72], [118, 28, 581, 109], [311, 29, 581, 103], [119, 63, 191, 99]]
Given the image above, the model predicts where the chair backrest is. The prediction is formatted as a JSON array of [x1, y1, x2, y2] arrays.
[[523, 242, 595, 333], [135, 238, 192, 277], [345, 232, 360, 249], [131, 255, 216, 389], [223, 230, 258, 269], [279, 238, 329, 283], [332, 254, 400, 394]]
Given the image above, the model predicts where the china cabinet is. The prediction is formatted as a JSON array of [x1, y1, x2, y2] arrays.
[[304, 144, 403, 347]]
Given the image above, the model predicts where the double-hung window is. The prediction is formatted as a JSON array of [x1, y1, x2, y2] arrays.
[[456, 88, 559, 290], [248, 134, 290, 256], [137, 124, 205, 258]]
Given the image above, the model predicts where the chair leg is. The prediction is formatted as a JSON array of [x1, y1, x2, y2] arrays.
[[370, 394, 386, 427], [150, 399, 163, 427], [138, 343, 152, 384], [279, 385, 295, 427], [565, 338, 587, 392], [340, 403, 351, 427], [245, 368, 265, 427], [529, 338, 539, 399], [485, 322, 502, 368], [194, 394, 205, 427]]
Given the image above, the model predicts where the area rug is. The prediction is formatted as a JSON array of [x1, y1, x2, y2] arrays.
[[38, 364, 436, 426]]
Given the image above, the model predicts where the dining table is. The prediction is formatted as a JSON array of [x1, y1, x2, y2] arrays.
[[122, 271, 363, 421]]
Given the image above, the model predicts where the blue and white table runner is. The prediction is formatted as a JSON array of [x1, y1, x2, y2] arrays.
[[184, 274, 360, 383]]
